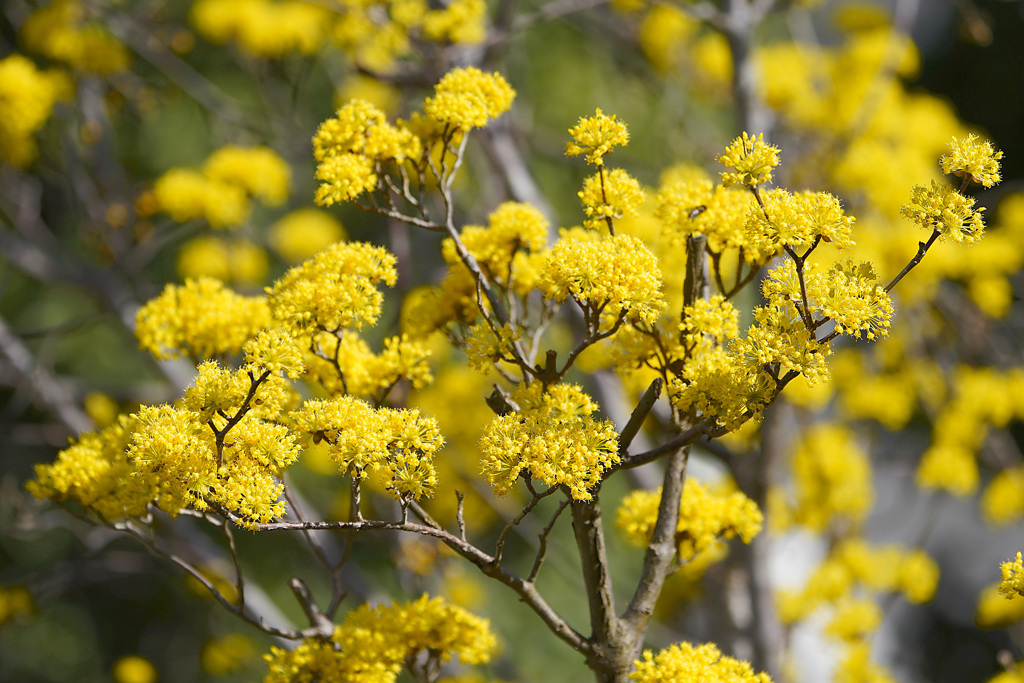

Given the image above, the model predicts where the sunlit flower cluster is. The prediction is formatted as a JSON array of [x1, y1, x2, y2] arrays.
[[1000, 552, 1024, 600], [291, 396, 443, 500], [424, 67, 515, 130], [578, 168, 646, 230], [135, 277, 272, 361], [542, 231, 665, 328], [940, 133, 1003, 188], [745, 189, 855, 256], [774, 424, 874, 532], [313, 99, 421, 205], [565, 108, 630, 166], [306, 331, 433, 398], [269, 208, 347, 264], [630, 641, 773, 683], [266, 241, 397, 336], [479, 383, 619, 500], [718, 132, 780, 188], [901, 180, 986, 246], [264, 594, 496, 682]]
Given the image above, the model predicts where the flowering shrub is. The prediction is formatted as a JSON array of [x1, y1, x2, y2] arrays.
[[3, 1, 1023, 683]]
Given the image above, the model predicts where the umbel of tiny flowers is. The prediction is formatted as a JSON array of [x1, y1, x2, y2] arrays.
[[718, 131, 781, 188], [565, 108, 630, 166], [941, 133, 1003, 188]]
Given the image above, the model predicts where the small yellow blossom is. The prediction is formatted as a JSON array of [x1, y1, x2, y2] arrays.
[[1000, 552, 1024, 599], [479, 383, 619, 500], [578, 168, 646, 230], [267, 241, 397, 337], [21, 0, 130, 74], [0, 54, 70, 167], [135, 278, 271, 361], [631, 641, 773, 682], [423, 67, 515, 130], [901, 180, 986, 246], [565, 108, 630, 165], [263, 594, 496, 682], [976, 582, 1024, 629], [542, 232, 665, 327], [719, 132, 780, 187], [825, 599, 882, 641], [940, 134, 1002, 188]]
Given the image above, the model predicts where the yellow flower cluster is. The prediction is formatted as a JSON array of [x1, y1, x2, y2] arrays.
[[565, 108, 630, 166], [305, 331, 433, 399], [718, 132, 780, 188], [776, 539, 939, 625], [424, 67, 515, 131], [764, 259, 893, 340], [264, 594, 496, 682], [542, 231, 665, 327], [0, 585, 33, 626], [291, 396, 443, 500], [27, 414, 153, 521], [999, 552, 1024, 599], [982, 465, 1024, 526], [578, 168, 646, 230], [441, 201, 550, 289], [404, 202, 550, 336], [773, 424, 874, 532], [940, 133, 1003, 188], [153, 146, 290, 228], [745, 189, 856, 256], [266, 241, 397, 336], [656, 166, 758, 259], [617, 478, 763, 564], [313, 99, 421, 206], [680, 295, 740, 350], [135, 277, 272, 361], [192, 0, 485, 66], [21, 0, 130, 74], [32, 336, 306, 528], [630, 641, 773, 683], [464, 322, 523, 372], [987, 663, 1024, 683], [901, 180, 986, 246], [478, 383, 619, 501], [0, 54, 70, 167]]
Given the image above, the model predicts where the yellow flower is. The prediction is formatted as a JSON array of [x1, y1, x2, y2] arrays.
[[1000, 552, 1024, 599], [940, 134, 1002, 188], [135, 278, 271, 361], [719, 132, 780, 187], [631, 641, 773, 682], [901, 180, 986, 246], [479, 383, 620, 500], [565, 108, 630, 165], [542, 232, 665, 327], [578, 168, 646, 230], [423, 67, 515, 130]]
